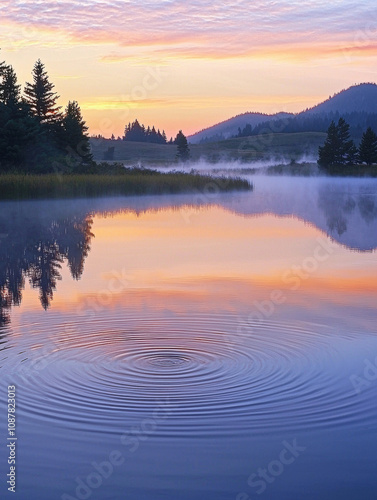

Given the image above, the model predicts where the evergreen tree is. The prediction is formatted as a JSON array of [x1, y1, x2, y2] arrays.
[[358, 127, 377, 165], [318, 121, 338, 167], [175, 130, 190, 162], [318, 118, 357, 168], [151, 126, 158, 143], [123, 119, 167, 144], [24, 60, 62, 124], [0, 101, 41, 170], [337, 117, 357, 165], [0, 62, 42, 171], [60, 101, 92, 164], [0, 65, 21, 106]]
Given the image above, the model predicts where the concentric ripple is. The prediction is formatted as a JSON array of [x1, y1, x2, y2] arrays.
[[3, 311, 377, 438]]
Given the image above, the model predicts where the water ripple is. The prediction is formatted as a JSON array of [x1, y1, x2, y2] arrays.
[[4, 312, 376, 438]]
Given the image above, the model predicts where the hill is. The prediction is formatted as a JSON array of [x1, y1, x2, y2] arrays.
[[301, 83, 377, 116], [189, 83, 377, 144], [188, 112, 294, 144]]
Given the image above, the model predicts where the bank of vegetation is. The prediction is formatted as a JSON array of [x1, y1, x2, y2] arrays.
[[0, 166, 251, 200]]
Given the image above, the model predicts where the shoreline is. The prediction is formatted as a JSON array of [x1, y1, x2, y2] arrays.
[[0, 170, 252, 201]]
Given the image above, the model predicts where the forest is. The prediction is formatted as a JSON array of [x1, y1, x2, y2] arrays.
[[0, 58, 92, 173], [124, 119, 170, 144], [236, 111, 377, 142], [318, 118, 377, 169]]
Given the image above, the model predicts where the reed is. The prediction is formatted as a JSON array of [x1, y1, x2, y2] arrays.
[[0, 170, 252, 200]]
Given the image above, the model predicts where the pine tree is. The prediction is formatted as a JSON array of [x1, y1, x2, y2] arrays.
[[358, 127, 377, 165], [0, 65, 20, 106], [336, 118, 357, 165], [60, 101, 92, 164], [318, 118, 357, 168], [0, 60, 7, 77], [175, 130, 190, 162], [24, 60, 62, 124], [318, 121, 338, 167], [0, 62, 42, 171]]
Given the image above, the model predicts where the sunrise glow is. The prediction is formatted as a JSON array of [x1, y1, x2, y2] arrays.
[[1, 1, 377, 137]]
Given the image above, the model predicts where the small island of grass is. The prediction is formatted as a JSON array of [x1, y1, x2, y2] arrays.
[[0, 165, 251, 200]]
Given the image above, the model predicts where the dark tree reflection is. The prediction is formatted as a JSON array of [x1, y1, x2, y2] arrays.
[[317, 183, 377, 250], [318, 186, 355, 237], [358, 194, 377, 224], [0, 206, 94, 325]]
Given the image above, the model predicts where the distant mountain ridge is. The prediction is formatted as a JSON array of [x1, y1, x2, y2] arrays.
[[188, 112, 294, 144], [188, 83, 377, 144], [300, 83, 377, 116]]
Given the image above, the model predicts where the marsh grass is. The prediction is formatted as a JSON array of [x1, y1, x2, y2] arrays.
[[0, 169, 251, 200]]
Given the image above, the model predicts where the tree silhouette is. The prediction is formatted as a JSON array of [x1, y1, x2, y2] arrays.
[[24, 59, 62, 125], [337, 118, 358, 164], [0, 59, 41, 171], [358, 127, 377, 165], [0, 57, 98, 173], [0, 65, 20, 106], [124, 119, 168, 144], [318, 118, 357, 168], [59, 100, 93, 164], [318, 121, 338, 167], [175, 130, 190, 162]]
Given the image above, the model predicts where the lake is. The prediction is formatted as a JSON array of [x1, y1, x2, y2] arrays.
[[0, 176, 376, 499]]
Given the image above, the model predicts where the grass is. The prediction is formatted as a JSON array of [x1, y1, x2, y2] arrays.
[[0, 168, 252, 200], [191, 132, 326, 163], [91, 132, 327, 165]]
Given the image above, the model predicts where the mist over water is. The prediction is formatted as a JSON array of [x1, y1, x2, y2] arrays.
[[0, 176, 376, 500], [154, 155, 319, 174]]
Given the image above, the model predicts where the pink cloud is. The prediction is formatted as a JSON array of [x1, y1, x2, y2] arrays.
[[0, 0, 376, 61]]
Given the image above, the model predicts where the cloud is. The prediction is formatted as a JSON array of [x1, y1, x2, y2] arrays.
[[81, 98, 169, 110], [1, 0, 376, 61]]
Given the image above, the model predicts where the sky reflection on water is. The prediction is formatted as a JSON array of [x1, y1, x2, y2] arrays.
[[0, 177, 376, 500]]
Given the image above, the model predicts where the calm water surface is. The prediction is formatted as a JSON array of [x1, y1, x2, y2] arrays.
[[0, 177, 376, 499]]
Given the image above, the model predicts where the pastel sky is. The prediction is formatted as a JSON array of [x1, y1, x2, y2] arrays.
[[1, 0, 377, 137]]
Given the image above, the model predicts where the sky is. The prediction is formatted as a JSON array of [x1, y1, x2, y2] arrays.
[[1, 0, 377, 138]]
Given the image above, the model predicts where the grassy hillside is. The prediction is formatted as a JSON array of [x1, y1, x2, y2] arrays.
[[91, 132, 326, 165], [91, 138, 177, 165], [191, 132, 326, 162]]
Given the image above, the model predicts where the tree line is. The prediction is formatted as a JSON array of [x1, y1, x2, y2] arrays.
[[236, 111, 377, 141], [318, 118, 377, 168], [0, 56, 92, 173], [122, 119, 190, 161], [124, 119, 170, 144]]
